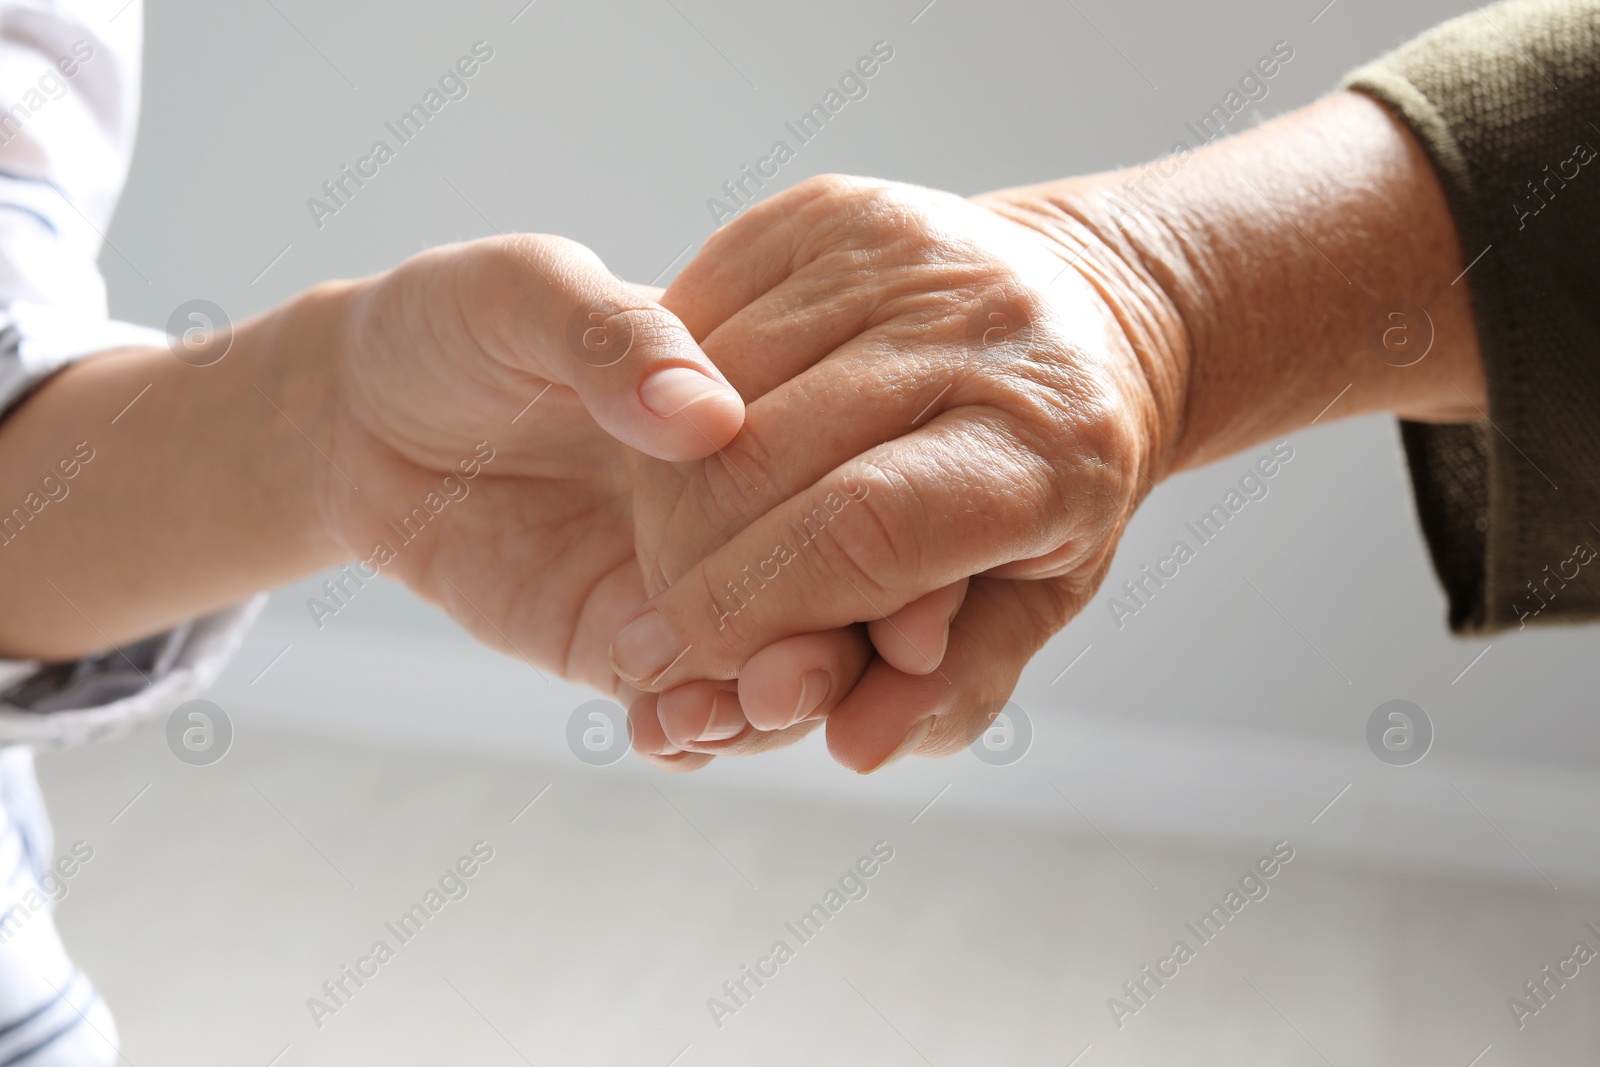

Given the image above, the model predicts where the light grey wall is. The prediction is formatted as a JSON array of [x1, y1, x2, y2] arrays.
[[105, 0, 1600, 772]]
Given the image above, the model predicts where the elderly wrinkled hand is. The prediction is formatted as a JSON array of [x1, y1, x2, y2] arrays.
[[612, 173, 1186, 772]]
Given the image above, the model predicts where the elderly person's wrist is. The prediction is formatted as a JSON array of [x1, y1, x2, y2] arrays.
[[980, 90, 1488, 487], [970, 183, 1193, 490]]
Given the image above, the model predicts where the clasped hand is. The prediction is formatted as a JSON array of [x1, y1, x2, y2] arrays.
[[314, 175, 1185, 775]]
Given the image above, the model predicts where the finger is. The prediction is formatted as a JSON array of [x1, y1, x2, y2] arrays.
[[625, 446, 692, 599], [694, 714, 825, 756], [667, 176, 1017, 405], [629, 297, 920, 600], [657, 680, 749, 748], [650, 682, 827, 756], [736, 626, 873, 731], [611, 410, 1076, 691], [651, 327, 969, 587], [827, 576, 1071, 772], [868, 578, 967, 675], [663, 175, 897, 341], [687, 256, 900, 401], [627, 692, 715, 771], [464, 235, 745, 462]]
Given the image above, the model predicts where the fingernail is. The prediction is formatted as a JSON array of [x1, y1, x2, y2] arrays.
[[659, 686, 743, 746], [649, 735, 685, 757], [862, 719, 932, 774], [788, 670, 832, 727], [640, 367, 735, 418], [611, 611, 680, 684], [696, 690, 749, 742]]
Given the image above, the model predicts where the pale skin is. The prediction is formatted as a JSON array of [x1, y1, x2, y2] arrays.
[[0, 236, 746, 688], [0, 91, 1484, 776]]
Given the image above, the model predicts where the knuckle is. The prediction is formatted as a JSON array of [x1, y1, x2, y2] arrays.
[[615, 307, 686, 351], [654, 429, 789, 583], [1056, 379, 1146, 529], [567, 305, 645, 369], [695, 552, 780, 660], [461, 233, 599, 322], [1018, 576, 1080, 643], [811, 465, 919, 608], [799, 177, 908, 243], [852, 195, 930, 255], [796, 172, 864, 203], [984, 346, 1142, 546], [924, 710, 981, 758], [700, 422, 790, 520], [474, 233, 575, 287], [958, 272, 1052, 366], [507, 231, 590, 268], [939, 409, 1059, 537]]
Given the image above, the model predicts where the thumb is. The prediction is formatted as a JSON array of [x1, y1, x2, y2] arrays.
[[475, 235, 745, 462], [868, 578, 967, 675]]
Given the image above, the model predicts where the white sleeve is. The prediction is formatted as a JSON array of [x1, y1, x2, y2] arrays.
[[0, 0, 265, 748], [0, 0, 142, 315]]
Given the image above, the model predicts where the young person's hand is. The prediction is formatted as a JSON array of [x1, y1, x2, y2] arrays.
[[0, 234, 743, 702], [313, 236, 745, 693]]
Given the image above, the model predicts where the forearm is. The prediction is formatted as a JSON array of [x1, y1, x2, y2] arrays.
[[0, 285, 350, 660], [980, 90, 1486, 479]]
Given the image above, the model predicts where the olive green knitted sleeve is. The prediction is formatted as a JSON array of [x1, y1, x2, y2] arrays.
[[1342, 0, 1600, 633]]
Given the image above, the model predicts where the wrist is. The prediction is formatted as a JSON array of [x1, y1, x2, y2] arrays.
[[973, 184, 1194, 490], [226, 278, 356, 569], [992, 93, 1485, 480], [0, 280, 359, 658]]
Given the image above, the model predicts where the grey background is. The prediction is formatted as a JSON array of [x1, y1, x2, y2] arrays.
[[36, 0, 1600, 1063]]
